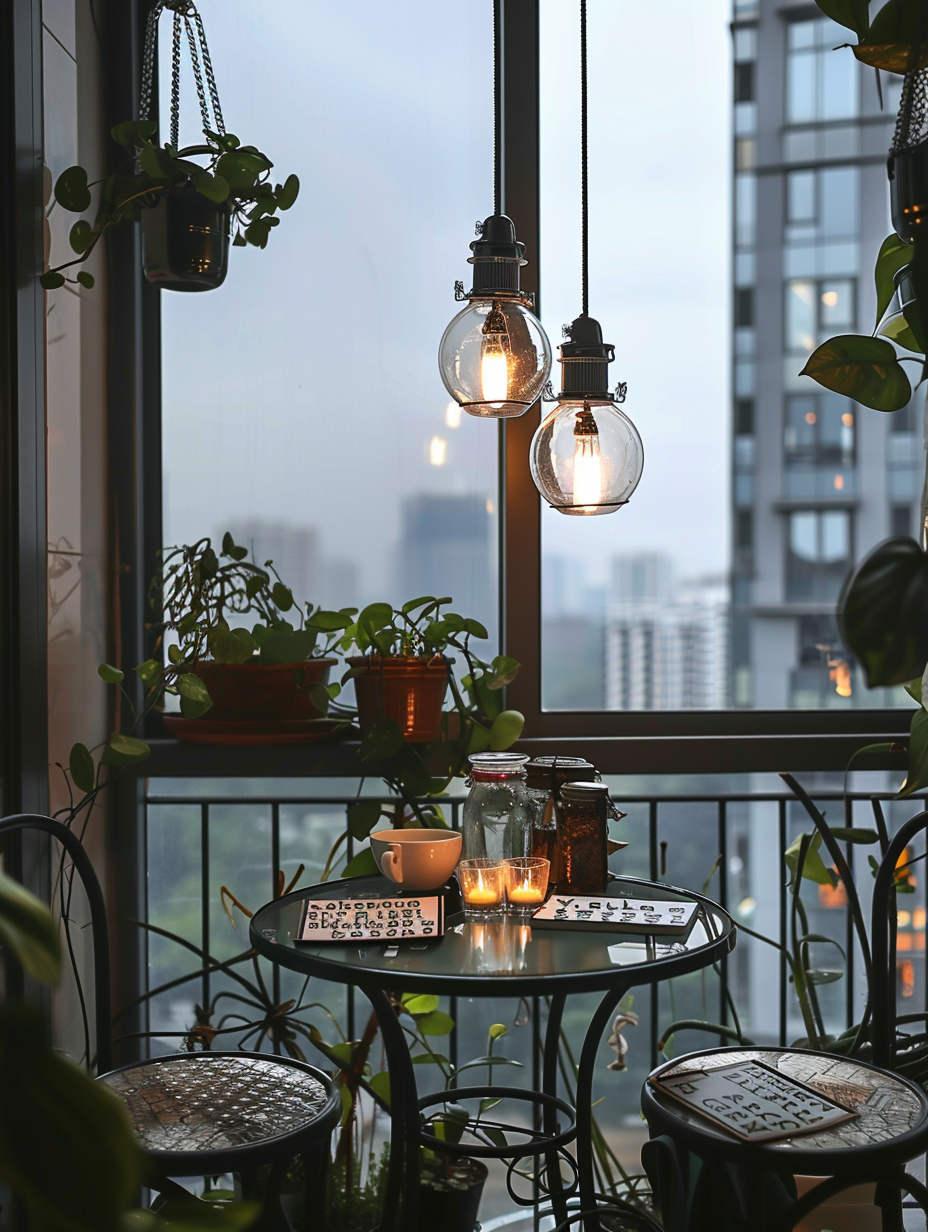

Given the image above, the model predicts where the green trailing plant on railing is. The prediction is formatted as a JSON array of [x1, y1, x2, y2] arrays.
[[658, 775, 928, 1085], [41, 121, 299, 290]]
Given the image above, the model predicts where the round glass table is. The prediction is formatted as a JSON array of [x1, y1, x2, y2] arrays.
[[250, 873, 735, 1232]]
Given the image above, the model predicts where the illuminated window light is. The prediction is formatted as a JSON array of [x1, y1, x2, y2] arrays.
[[821, 290, 839, 307], [841, 412, 854, 427], [834, 474, 844, 491], [898, 909, 912, 928], [805, 411, 817, 425], [445, 402, 463, 429], [429, 436, 448, 466], [900, 958, 916, 997], [914, 907, 926, 930]]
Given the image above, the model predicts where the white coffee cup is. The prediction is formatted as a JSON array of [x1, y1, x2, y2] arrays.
[[370, 829, 462, 892]]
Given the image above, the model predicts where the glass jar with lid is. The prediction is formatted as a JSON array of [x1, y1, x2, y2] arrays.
[[461, 752, 533, 863], [525, 756, 597, 892], [558, 781, 616, 895]]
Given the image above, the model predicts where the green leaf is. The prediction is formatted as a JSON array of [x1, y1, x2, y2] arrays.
[[359, 718, 405, 763], [784, 831, 837, 888], [358, 603, 394, 633], [101, 733, 151, 766], [341, 847, 379, 879], [879, 310, 922, 353], [800, 334, 912, 411], [244, 220, 272, 249], [489, 1022, 508, 1039], [480, 1097, 503, 1113], [369, 1070, 391, 1108], [404, 994, 440, 1016], [208, 624, 256, 665], [276, 173, 300, 210], [257, 627, 316, 666], [463, 618, 489, 639], [221, 532, 249, 561], [68, 742, 95, 794], [0, 869, 61, 984], [309, 609, 353, 632], [110, 119, 158, 147], [75, 271, 94, 289], [853, 0, 928, 73], [69, 220, 94, 255], [901, 707, 928, 795], [488, 655, 521, 688], [814, 0, 869, 37], [0, 1003, 145, 1229], [192, 170, 230, 203], [396, 745, 433, 798], [454, 1056, 523, 1075], [489, 709, 524, 751], [177, 672, 213, 719], [415, 1010, 455, 1036], [347, 800, 384, 842], [54, 165, 92, 212], [134, 658, 161, 686], [826, 827, 880, 844], [806, 969, 844, 986], [271, 582, 294, 611], [412, 1053, 450, 1066], [483, 1126, 508, 1150], [139, 142, 173, 180], [98, 663, 124, 684], [874, 234, 914, 327], [39, 271, 66, 289], [838, 537, 928, 686]]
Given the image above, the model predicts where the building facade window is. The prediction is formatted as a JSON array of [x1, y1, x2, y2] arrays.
[[785, 277, 855, 354], [786, 509, 852, 601], [783, 392, 855, 497], [786, 18, 858, 124]]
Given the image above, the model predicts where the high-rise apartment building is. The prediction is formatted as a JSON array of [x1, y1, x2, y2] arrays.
[[730, 1, 918, 708]]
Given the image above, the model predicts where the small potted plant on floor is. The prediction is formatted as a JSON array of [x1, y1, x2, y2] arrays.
[[153, 531, 354, 738]]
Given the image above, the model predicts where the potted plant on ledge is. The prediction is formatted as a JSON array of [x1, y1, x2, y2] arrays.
[[154, 532, 355, 742]]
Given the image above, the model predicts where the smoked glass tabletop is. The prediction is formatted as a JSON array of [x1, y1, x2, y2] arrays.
[[250, 874, 735, 997]]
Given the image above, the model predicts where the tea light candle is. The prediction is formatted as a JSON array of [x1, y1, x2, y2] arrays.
[[458, 859, 506, 914], [504, 857, 550, 917]]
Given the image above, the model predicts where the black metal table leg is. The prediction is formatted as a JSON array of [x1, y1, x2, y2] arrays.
[[575, 984, 630, 1232], [543, 993, 571, 1229], [364, 985, 421, 1232]]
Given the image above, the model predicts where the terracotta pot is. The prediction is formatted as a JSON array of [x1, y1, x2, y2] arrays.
[[349, 655, 449, 744], [190, 658, 336, 722], [141, 180, 231, 291], [418, 1157, 487, 1232]]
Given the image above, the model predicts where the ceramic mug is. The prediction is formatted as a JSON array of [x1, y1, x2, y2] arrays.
[[370, 828, 462, 892]]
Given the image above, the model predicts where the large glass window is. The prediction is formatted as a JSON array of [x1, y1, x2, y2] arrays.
[[786, 509, 852, 601], [160, 3, 499, 642], [539, 0, 732, 712], [786, 19, 858, 124], [785, 278, 855, 353]]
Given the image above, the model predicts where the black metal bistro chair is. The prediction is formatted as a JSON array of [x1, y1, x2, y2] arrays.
[[0, 814, 341, 1228], [640, 806, 928, 1232]]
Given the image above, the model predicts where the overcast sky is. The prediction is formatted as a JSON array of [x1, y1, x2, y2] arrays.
[[161, 0, 731, 603]]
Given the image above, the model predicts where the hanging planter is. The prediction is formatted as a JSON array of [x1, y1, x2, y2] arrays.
[[40, 0, 299, 294], [888, 65, 928, 244], [141, 179, 230, 291]]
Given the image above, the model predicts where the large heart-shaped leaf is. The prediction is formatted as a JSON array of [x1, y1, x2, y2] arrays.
[[873, 234, 914, 328], [901, 707, 928, 795], [852, 0, 928, 73], [800, 335, 911, 411], [0, 869, 61, 984], [838, 536, 928, 686], [815, 0, 869, 37], [101, 733, 151, 766], [53, 166, 91, 212]]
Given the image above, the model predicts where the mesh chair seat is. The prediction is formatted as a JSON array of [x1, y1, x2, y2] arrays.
[[100, 1052, 341, 1175]]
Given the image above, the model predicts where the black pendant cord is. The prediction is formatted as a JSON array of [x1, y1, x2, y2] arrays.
[[580, 0, 589, 318], [493, 0, 502, 216]]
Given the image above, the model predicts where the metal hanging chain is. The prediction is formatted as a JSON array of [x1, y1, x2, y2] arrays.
[[139, 0, 225, 146], [493, 0, 502, 216], [892, 6, 928, 154], [580, 0, 589, 318]]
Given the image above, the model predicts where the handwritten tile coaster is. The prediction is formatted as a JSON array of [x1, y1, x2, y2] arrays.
[[530, 895, 697, 935], [649, 1059, 859, 1143], [297, 896, 444, 944]]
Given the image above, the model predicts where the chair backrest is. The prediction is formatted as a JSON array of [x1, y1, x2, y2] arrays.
[[0, 813, 112, 1073], [870, 807, 928, 1072]]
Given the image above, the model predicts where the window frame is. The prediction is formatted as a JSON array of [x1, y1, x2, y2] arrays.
[[126, 0, 909, 774]]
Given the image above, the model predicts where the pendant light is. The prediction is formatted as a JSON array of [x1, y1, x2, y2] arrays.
[[438, 1, 553, 419], [530, 0, 643, 515]]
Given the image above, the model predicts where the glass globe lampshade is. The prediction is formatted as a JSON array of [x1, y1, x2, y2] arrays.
[[531, 398, 643, 515], [439, 297, 552, 418], [529, 314, 643, 515], [439, 214, 552, 419]]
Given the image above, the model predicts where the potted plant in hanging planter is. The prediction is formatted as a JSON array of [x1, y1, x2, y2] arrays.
[[40, 0, 298, 294], [153, 532, 355, 742]]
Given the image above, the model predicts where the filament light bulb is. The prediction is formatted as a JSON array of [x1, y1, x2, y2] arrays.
[[439, 215, 552, 419], [571, 409, 604, 507]]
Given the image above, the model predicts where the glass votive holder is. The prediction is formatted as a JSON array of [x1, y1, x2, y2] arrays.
[[504, 857, 550, 919], [458, 858, 507, 918]]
